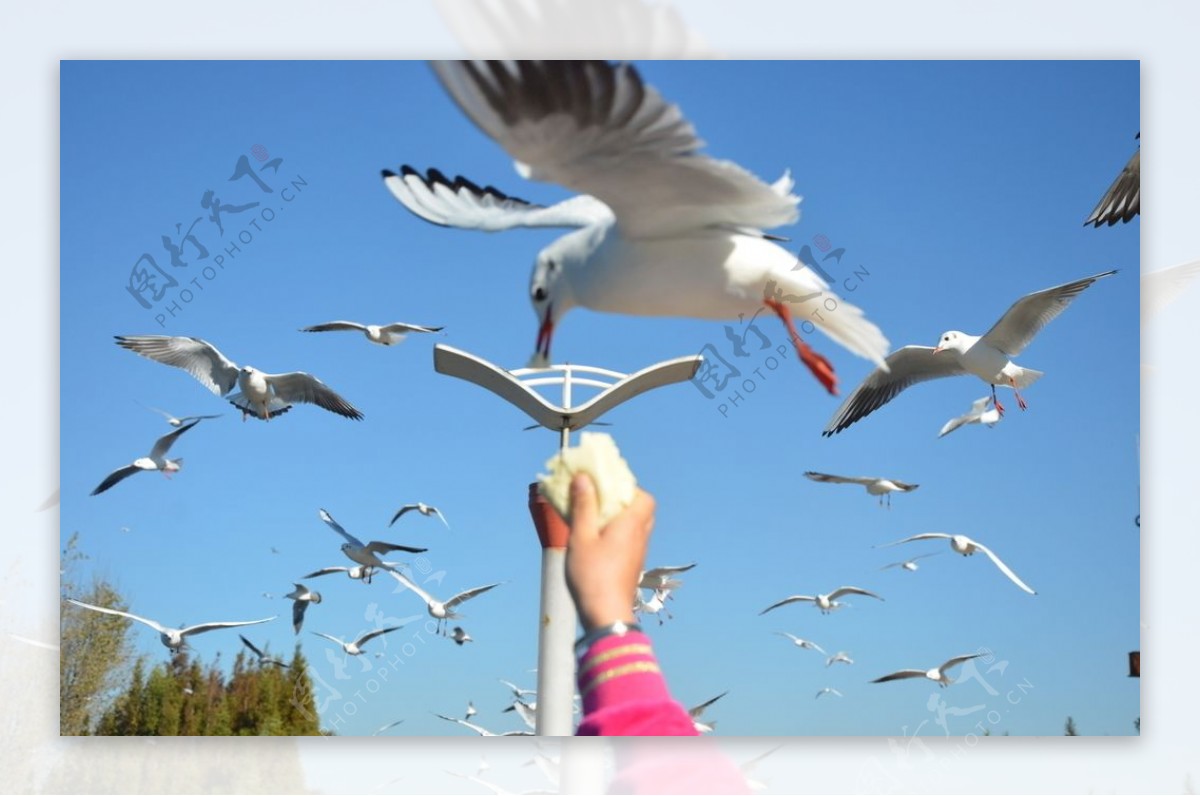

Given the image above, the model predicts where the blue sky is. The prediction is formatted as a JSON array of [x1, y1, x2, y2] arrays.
[[60, 60, 1138, 737]]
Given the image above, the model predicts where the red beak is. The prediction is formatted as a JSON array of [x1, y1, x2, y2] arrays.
[[535, 304, 554, 363]]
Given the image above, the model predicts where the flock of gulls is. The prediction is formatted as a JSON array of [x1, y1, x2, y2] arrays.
[[71, 59, 1135, 735]]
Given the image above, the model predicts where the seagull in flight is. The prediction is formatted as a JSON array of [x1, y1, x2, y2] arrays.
[[760, 586, 883, 615], [803, 471, 919, 507], [311, 625, 405, 656], [872, 653, 983, 687], [91, 419, 201, 496], [880, 553, 941, 573], [433, 713, 532, 737], [449, 626, 473, 646], [115, 335, 364, 421], [299, 320, 444, 346], [822, 270, 1116, 434], [825, 651, 854, 667], [499, 679, 537, 701], [639, 563, 696, 591], [688, 691, 728, 733], [938, 396, 1002, 439], [634, 588, 674, 625], [878, 533, 1036, 595], [464, 700, 477, 720], [303, 563, 407, 585], [65, 598, 274, 652], [387, 569, 501, 634], [137, 402, 222, 427], [238, 634, 289, 668], [1085, 134, 1139, 227], [284, 583, 322, 634], [815, 687, 843, 699], [773, 632, 826, 654], [383, 60, 890, 392], [373, 718, 406, 736], [504, 699, 537, 731], [389, 502, 450, 529], [319, 508, 427, 572]]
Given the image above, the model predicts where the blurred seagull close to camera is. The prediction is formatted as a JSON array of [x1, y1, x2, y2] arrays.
[[115, 335, 363, 421], [388, 569, 501, 634], [760, 586, 883, 616], [311, 625, 404, 656], [284, 583, 322, 634], [688, 691, 727, 733], [90, 419, 201, 496], [389, 502, 450, 529], [383, 60, 890, 391], [66, 598, 274, 652], [319, 509, 427, 573], [1085, 134, 1139, 227], [803, 471, 918, 507], [823, 270, 1116, 434], [938, 396, 1002, 438], [879, 533, 1036, 595], [300, 320, 444, 346], [872, 653, 984, 687], [774, 632, 826, 655]]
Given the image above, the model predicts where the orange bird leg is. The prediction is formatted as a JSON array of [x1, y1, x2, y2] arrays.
[[1009, 377, 1028, 410], [990, 384, 1006, 416], [763, 298, 838, 396]]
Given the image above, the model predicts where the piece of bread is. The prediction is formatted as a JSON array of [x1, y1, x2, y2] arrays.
[[537, 432, 637, 526]]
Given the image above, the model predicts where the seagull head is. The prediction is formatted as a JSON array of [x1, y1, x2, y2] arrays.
[[528, 240, 582, 366], [933, 331, 969, 354]]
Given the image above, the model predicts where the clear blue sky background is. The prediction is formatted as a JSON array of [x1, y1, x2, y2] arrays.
[[61, 60, 1139, 737]]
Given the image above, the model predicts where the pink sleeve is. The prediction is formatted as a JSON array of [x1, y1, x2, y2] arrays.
[[575, 630, 698, 736]]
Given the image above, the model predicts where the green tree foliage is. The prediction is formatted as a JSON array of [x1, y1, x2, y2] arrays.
[[91, 643, 323, 736], [59, 533, 133, 735]]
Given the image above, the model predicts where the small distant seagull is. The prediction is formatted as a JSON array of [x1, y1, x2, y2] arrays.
[[91, 420, 200, 496], [270, 546, 281, 554], [433, 713, 532, 737], [639, 563, 697, 590], [773, 632, 826, 654], [138, 402, 222, 427], [688, 691, 728, 734], [803, 471, 918, 507], [387, 569, 500, 634], [115, 335, 363, 421], [389, 502, 450, 529], [634, 588, 674, 625], [938, 396, 1002, 438], [880, 553, 942, 573], [319, 509, 427, 572], [65, 598, 274, 652], [285, 583, 322, 634], [182, 687, 194, 695], [450, 626, 473, 645], [878, 533, 1036, 595], [300, 320, 444, 346], [760, 586, 883, 616], [1085, 133, 1139, 227], [464, 700, 477, 720], [823, 270, 1116, 434], [826, 651, 854, 667], [238, 634, 289, 667], [311, 625, 405, 656], [373, 718, 405, 736], [872, 653, 983, 688], [815, 687, 843, 699]]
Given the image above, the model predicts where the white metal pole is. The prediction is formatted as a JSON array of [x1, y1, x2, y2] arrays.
[[534, 545, 577, 735]]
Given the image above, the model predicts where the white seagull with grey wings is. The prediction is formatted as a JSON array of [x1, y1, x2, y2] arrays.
[[823, 270, 1116, 435], [872, 653, 983, 687], [318, 509, 427, 572], [300, 320, 443, 346], [760, 586, 883, 616], [65, 598, 274, 653], [878, 533, 1036, 595], [115, 335, 363, 421], [383, 60, 890, 394], [90, 419, 200, 496], [387, 568, 501, 634]]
